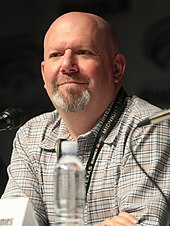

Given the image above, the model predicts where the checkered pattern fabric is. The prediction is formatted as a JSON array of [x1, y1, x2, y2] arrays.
[[2, 93, 170, 226]]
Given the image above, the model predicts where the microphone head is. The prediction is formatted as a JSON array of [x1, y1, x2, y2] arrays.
[[2, 107, 24, 131], [137, 118, 150, 127]]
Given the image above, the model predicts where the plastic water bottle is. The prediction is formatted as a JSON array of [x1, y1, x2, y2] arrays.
[[54, 141, 85, 226]]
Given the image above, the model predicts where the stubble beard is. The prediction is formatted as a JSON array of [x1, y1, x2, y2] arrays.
[[52, 83, 91, 112]]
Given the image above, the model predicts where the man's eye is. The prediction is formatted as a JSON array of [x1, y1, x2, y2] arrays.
[[77, 50, 91, 55], [50, 52, 63, 58]]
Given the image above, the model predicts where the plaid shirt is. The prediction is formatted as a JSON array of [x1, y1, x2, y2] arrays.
[[2, 93, 170, 226]]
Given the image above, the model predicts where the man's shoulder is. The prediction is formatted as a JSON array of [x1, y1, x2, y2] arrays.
[[131, 95, 161, 113], [28, 110, 59, 123], [126, 95, 162, 124], [17, 109, 60, 135]]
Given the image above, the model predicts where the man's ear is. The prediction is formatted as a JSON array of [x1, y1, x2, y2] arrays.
[[113, 53, 126, 83], [41, 61, 47, 89]]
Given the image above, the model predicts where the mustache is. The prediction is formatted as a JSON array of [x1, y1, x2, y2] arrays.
[[54, 74, 90, 86]]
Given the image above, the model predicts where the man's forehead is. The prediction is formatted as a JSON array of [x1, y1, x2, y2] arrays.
[[46, 32, 97, 52]]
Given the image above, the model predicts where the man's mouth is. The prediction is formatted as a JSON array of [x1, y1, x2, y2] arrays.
[[58, 81, 87, 86]]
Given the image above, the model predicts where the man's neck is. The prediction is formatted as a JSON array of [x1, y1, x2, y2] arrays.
[[58, 105, 107, 140]]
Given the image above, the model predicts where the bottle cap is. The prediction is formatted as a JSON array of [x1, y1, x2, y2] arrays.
[[61, 141, 78, 155]]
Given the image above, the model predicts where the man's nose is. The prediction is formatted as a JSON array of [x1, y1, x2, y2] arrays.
[[60, 49, 78, 74]]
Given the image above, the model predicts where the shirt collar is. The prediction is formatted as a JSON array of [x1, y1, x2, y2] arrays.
[[40, 113, 71, 151], [40, 100, 116, 151]]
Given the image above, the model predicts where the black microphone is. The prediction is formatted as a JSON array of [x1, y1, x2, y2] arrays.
[[0, 107, 24, 131], [137, 108, 170, 127]]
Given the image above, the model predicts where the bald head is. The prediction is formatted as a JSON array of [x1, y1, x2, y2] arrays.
[[43, 12, 118, 57]]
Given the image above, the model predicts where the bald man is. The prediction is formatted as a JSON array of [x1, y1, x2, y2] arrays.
[[2, 12, 170, 226]]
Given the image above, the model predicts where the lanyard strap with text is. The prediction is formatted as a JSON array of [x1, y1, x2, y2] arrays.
[[85, 87, 127, 196]]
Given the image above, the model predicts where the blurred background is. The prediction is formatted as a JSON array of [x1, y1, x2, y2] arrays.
[[0, 0, 170, 195]]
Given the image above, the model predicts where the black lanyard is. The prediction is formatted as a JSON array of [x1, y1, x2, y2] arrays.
[[85, 87, 127, 196], [55, 87, 127, 196]]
